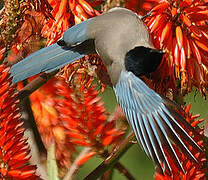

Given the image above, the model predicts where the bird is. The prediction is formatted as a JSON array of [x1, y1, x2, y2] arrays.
[[10, 7, 202, 175]]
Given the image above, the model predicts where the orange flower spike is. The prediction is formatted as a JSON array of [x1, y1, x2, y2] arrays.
[[193, 62, 203, 88], [151, 1, 169, 14], [180, 0, 193, 8], [190, 26, 202, 39], [165, 29, 173, 51], [176, 26, 183, 50], [55, 0, 67, 20], [0, 47, 5, 61], [77, 0, 95, 16], [185, 104, 191, 114], [191, 119, 204, 127], [160, 21, 172, 46], [180, 47, 186, 72], [94, 9, 101, 16], [76, 151, 96, 166], [171, 7, 177, 17], [157, 15, 168, 34], [149, 14, 162, 33], [197, 9, 208, 15], [194, 40, 208, 53], [173, 38, 180, 67], [69, 0, 76, 11], [75, 4, 89, 21], [72, 140, 91, 146], [88, 0, 103, 8], [180, 14, 192, 27], [0, 64, 38, 179], [0, 81, 10, 95], [102, 135, 113, 146], [201, 31, 208, 40], [0, 67, 10, 84], [67, 131, 85, 140], [144, 0, 208, 95], [190, 114, 200, 121], [183, 35, 191, 59], [191, 41, 202, 64], [146, 16, 156, 28]]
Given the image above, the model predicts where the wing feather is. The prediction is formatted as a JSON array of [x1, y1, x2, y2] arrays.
[[113, 70, 201, 173]]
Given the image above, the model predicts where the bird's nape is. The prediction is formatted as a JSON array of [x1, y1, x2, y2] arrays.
[[125, 46, 164, 78]]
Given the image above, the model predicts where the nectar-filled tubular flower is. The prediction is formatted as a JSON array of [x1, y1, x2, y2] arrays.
[[144, 0, 208, 96], [0, 64, 38, 179]]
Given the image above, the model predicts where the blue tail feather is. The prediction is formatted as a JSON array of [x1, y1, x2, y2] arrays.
[[10, 19, 93, 83], [10, 43, 87, 83]]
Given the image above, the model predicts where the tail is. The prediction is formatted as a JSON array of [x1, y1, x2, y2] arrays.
[[10, 18, 93, 83], [10, 40, 94, 83]]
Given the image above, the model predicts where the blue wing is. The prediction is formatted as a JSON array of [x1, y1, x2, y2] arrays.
[[10, 19, 93, 83], [114, 70, 202, 174]]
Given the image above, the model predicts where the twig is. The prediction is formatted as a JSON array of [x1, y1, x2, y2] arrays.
[[204, 118, 208, 177], [84, 132, 135, 180], [63, 148, 91, 180], [17, 70, 58, 99], [114, 162, 135, 180]]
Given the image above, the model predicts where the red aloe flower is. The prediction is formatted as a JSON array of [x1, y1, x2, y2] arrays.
[[29, 77, 76, 176], [144, 0, 208, 96], [141, 0, 160, 13], [1, 0, 52, 64], [0, 64, 38, 179], [126, 0, 159, 15], [42, 0, 100, 46], [7, 11, 46, 64], [29, 59, 124, 174], [55, 74, 124, 163], [0, 47, 5, 61], [155, 104, 206, 180]]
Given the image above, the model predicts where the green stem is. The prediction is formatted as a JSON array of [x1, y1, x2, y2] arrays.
[[84, 132, 135, 180], [47, 141, 60, 180]]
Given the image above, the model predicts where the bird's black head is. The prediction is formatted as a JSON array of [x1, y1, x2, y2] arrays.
[[125, 46, 164, 78]]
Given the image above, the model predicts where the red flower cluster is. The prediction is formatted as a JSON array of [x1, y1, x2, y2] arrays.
[[30, 71, 124, 176], [7, 11, 46, 64], [55, 79, 124, 148], [155, 104, 206, 180], [126, 0, 159, 15], [0, 47, 5, 61], [0, 0, 52, 64], [29, 78, 75, 176], [144, 0, 208, 96], [0, 64, 38, 179], [42, 0, 101, 45]]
